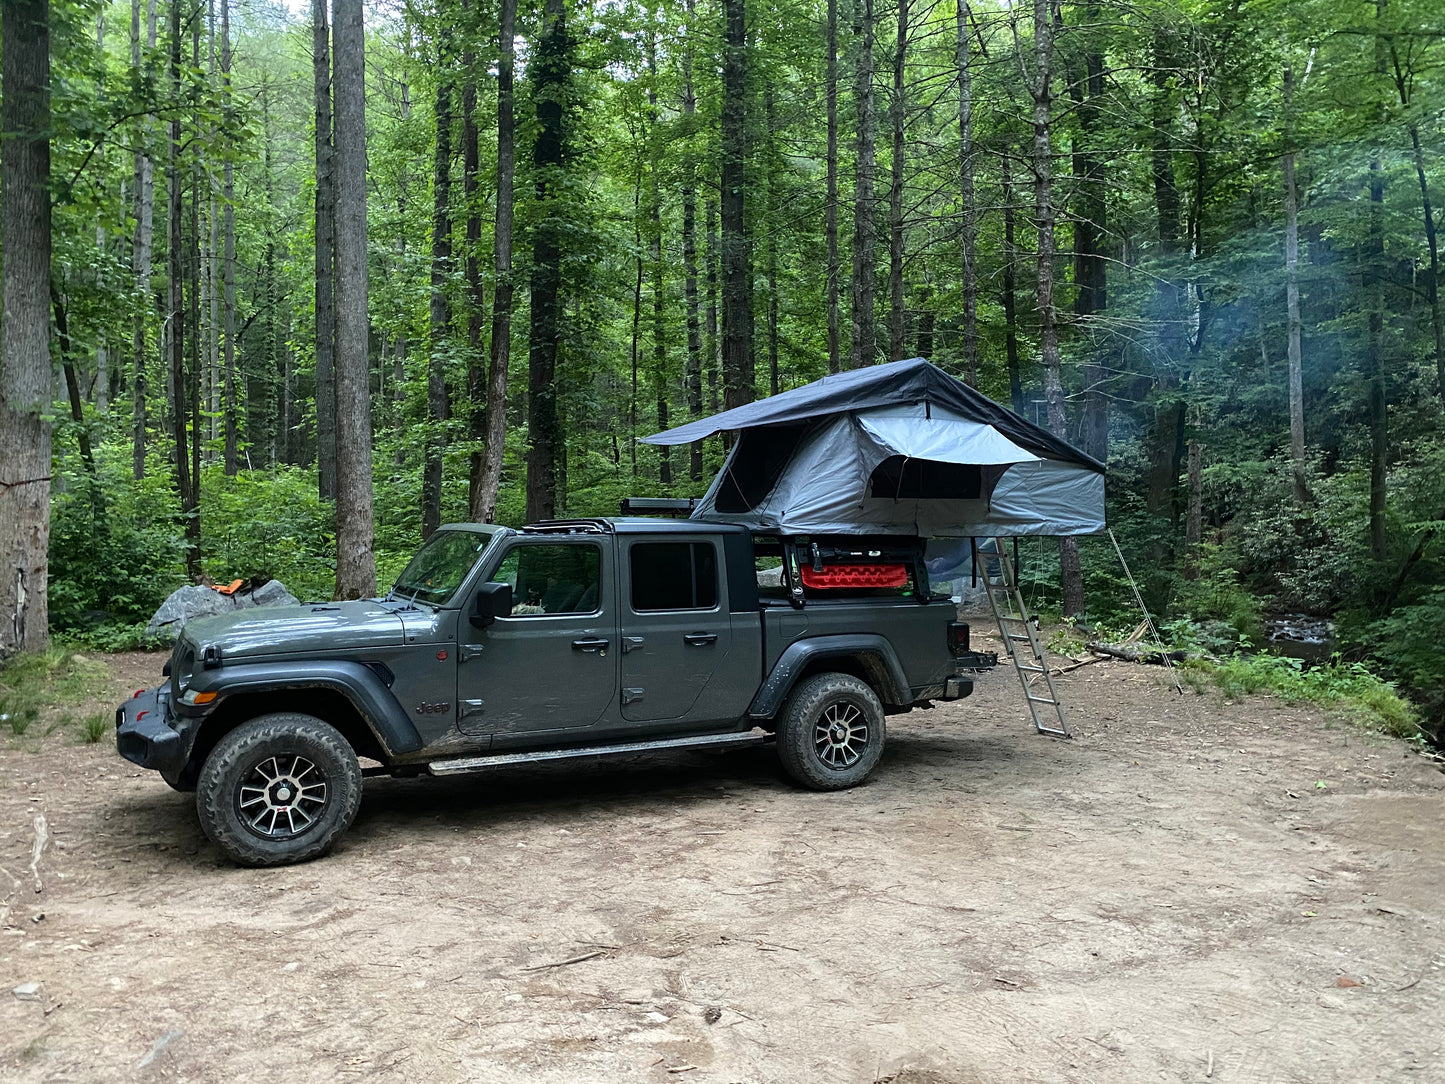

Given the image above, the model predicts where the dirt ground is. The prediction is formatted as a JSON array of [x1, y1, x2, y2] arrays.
[[2, 642, 1443, 1084]]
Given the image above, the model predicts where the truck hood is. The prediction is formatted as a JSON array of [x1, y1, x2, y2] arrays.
[[181, 599, 409, 661]]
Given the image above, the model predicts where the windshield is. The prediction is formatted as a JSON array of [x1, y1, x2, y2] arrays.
[[390, 529, 495, 606]]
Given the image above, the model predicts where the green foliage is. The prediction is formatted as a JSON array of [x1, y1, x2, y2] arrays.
[[1182, 653, 1420, 740], [200, 467, 337, 603], [79, 712, 109, 744], [1172, 544, 1266, 646], [0, 649, 110, 738]]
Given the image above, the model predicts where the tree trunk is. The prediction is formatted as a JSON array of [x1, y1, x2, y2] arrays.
[[647, 31, 670, 482], [1070, 4, 1108, 464], [682, 0, 704, 480], [826, 0, 841, 374], [957, 0, 976, 383], [850, 0, 876, 369], [1185, 439, 1202, 574], [474, 0, 515, 524], [0, 0, 52, 656], [1407, 122, 1444, 406], [168, 0, 197, 579], [313, 0, 335, 495], [705, 197, 720, 413], [333, 0, 376, 597], [1367, 147, 1387, 562], [764, 83, 779, 397], [463, 43, 486, 522], [221, 0, 237, 476], [1029, 0, 1083, 617], [720, 0, 753, 408], [526, 0, 568, 522], [886, 0, 907, 361], [1282, 62, 1308, 506], [424, 64, 454, 540], [188, 6, 201, 492], [131, 0, 158, 481], [1001, 152, 1022, 413]]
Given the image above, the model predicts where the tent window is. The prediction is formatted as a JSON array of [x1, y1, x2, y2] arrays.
[[868, 456, 984, 500], [715, 423, 810, 513]]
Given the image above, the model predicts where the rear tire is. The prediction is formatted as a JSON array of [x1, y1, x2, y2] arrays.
[[196, 713, 362, 867], [776, 673, 886, 790]]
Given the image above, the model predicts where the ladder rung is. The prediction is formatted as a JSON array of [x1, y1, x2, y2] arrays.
[[1017, 664, 1045, 674], [1025, 694, 1060, 705], [1005, 633, 1032, 643]]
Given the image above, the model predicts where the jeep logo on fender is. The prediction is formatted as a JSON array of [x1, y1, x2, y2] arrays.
[[415, 701, 451, 715]]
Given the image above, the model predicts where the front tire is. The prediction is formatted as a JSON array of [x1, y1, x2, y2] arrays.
[[196, 713, 362, 867], [776, 673, 886, 790]]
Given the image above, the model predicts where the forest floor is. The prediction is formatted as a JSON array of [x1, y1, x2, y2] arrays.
[[2, 638, 1443, 1084]]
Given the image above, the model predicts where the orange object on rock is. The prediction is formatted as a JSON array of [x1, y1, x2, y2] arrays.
[[212, 579, 244, 596]]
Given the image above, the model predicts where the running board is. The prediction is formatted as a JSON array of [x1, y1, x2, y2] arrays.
[[427, 729, 770, 776]]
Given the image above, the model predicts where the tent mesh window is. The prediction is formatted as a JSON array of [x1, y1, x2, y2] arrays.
[[867, 457, 984, 500], [714, 423, 811, 513]]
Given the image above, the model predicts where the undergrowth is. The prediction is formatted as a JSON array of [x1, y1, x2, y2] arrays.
[[1180, 653, 1420, 740], [0, 649, 111, 738]]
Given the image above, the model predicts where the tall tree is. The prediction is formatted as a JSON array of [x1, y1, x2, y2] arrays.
[[1282, 59, 1308, 506], [131, 0, 158, 480], [681, 0, 705, 479], [313, 0, 336, 496], [333, 0, 376, 596], [647, 28, 671, 481], [526, 0, 569, 521], [850, 0, 876, 369], [473, 0, 516, 523], [957, 0, 977, 383], [168, 0, 198, 578], [1001, 152, 1023, 413], [463, 30, 486, 522], [825, 0, 841, 374], [720, 0, 753, 408], [1069, 1, 1108, 464], [886, 0, 907, 361], [0, 0, 53, 655], [1025, 0, 1084, 616], [424, 56, 455, 540], [222, 0, 238, 475]]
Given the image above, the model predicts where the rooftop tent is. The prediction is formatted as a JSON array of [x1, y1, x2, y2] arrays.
[[642, 357, 1105, 537]]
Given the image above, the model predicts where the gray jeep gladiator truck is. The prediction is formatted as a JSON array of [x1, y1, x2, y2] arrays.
[[116, 518, 981, 866]]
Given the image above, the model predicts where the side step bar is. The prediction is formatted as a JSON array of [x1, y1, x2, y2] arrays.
[[427, 729, 771, 777]]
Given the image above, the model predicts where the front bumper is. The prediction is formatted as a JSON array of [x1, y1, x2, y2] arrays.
[[115, 686, 189, 774]]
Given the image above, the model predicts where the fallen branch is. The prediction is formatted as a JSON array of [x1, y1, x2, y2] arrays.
[[1087, 642, 1186, 665], [521, 949, 607, 971], [29, 813, 48, 893]]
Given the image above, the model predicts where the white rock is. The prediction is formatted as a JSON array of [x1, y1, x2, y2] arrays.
[[12, 982, 41, 1001]]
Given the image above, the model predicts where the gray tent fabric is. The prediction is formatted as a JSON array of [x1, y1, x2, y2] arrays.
[[644, 359, 1105, 537]]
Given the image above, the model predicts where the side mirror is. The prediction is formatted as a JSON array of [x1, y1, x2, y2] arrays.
[[471, 581, 513, 628]]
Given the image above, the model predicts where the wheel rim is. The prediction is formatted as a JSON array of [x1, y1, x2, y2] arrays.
[[236, 754, 329, 841], [813, 700, 869, 770]]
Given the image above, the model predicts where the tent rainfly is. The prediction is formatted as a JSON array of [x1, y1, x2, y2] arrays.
[[642, 357, 1106, 537]]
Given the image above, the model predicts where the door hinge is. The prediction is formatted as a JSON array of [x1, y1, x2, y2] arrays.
[[459, 644, 485, 662], [459, 699, 485, 719], [621, 688, 644, 706], [622, 636, 645, 654]]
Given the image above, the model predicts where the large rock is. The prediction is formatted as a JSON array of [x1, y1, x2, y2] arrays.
[[145, 586, 233, 641], [145, 580, 300, 643]]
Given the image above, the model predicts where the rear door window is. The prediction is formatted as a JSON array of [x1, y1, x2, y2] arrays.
[[629, 542, 718, 612]]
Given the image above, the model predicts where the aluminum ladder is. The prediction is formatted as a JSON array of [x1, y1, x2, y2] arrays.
[[973, 539, 1071, 738]]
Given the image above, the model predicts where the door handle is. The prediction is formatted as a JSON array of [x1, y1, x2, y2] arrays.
[[572, 637, 609, 653], [683, 632, 718, 646]]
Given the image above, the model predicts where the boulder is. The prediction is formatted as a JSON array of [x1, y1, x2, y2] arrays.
[[145, 579, 300, 643], [247, 579, 300, 608], [145, 586, 233, 642]]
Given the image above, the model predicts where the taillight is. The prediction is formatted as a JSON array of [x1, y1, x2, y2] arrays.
[[947, 622, 970, 655]]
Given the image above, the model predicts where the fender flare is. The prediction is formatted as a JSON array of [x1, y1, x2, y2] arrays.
[[187, 660, 424, 756], [748, 634, 911, 720]]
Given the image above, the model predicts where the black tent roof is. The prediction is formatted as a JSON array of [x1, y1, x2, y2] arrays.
[[643, 357, 1105, 473]]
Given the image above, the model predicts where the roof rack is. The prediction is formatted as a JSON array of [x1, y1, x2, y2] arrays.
[[521, 519, 613, 534], [619, 497, 697, 517]]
